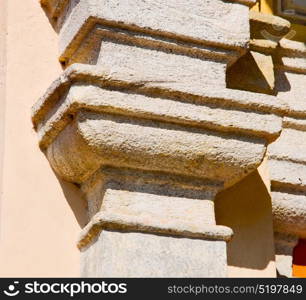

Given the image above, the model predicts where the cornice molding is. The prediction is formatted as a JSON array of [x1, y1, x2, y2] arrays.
[[39, 0, 254, 64], [32, 64, 284, 189]]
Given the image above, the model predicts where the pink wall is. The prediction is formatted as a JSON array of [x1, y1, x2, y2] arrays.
[[0, 0, 85, 277]]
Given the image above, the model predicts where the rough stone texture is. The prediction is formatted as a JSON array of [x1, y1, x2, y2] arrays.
[[40, 0, 257, 37], [34, 0, 284, 277], [43, 106, 268, 186], [54, 0, 252, 61], [76, 167, 233, 251], [81, 230, 228, 277], [277, 39, 306, 74], [32, 65, 285, 150], [96, 41, 226, 86], [78, 211, 233, 249], [36, 83, 282, 148], [268, 127, 306, 241], [270, 38, 306, 242], [75, 162, 232, 277], [272, 190, 306, 238]]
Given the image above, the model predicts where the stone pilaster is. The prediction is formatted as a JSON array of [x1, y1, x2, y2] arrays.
[[34, 0, 285, 277], [227, 11, 291, 94], [222, 10, 306, 277], [268, 35, 306, 277]]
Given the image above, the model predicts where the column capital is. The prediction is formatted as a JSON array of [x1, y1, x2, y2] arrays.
[[32, 63, 284, 188]]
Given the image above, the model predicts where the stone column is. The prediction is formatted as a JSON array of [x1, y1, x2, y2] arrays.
[[227, 10, 291, 94], [78, 167, 231, 277], [33, 0, 285, 277], [268, 30, 306, 276]]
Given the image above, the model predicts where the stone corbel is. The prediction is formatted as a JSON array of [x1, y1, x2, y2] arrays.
[[34, 0, 284, 277], [227, 11, 291, 94]]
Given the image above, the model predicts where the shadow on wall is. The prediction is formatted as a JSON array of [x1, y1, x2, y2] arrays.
[[55, 173, 89, 228], [215, 169, 275, 275]]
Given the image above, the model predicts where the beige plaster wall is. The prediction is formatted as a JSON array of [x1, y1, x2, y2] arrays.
[[0, 0, 7, 202], [0, 0, 84, 277]]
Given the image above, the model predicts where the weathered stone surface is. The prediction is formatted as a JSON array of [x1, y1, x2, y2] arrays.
[[41, 0, 257, 34], [32, 64, 284, 187], [269, 127, 306, 240], [226, 11, 306, 258], [78, 211, 233, 249], [77, 166, 232, 245], [276, 39, 306, 74], [50, 0, 252, 62], [33, 64, 287, 123], [81, 230, 228, 277], [46, 110, 266, 186], [272, 190, 306, 238], [77, 165, 232, 277]]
